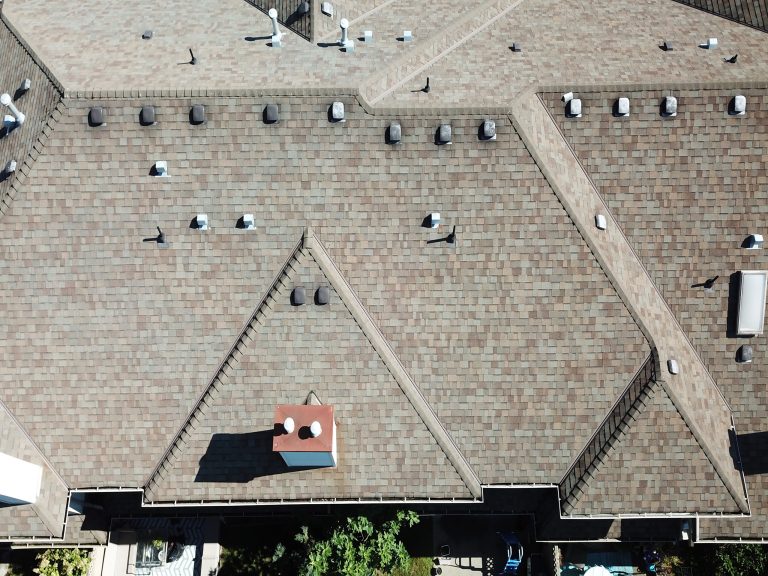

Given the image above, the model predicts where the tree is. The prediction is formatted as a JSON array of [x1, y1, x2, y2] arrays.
[[713, 544, 768, 576], [295, 510, 419, 576], [34, 549, 91, 576]]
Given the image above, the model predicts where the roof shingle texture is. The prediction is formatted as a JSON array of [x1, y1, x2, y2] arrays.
[[0, 97, 648, 492], [569, 381, 741, 515], [147, 245, 474, 502], [542, 88, 765, 534]]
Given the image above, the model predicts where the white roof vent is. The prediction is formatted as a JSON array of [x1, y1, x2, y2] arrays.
[[16, 78, 31, 98], [437, 124, 452, 144], [731, 94, 746, 116], [4, 159, 16, 174], [662, 96, 677, 117], [387, 122, 401, 144], [595, 214, 607, 230], [339, 18, 354, 51], [195, 213, 209, 230], [241, 213, 255, 230], [154, 160, 168, 177], [321, 2, 333, 16], [269, 8, 284, 48], [310, 421, 323, 437], [562, 91, 574, 103], [428, 212, 441, 228], [703, 37, 718, 49], [667, 359, 680, 375], [616, 97, 630, 116], [745, 234, 763, 249], [363, 30, 373, 43], [283, 417, 295, 434], [566, 98, 582, 118], [330, 101, 345, 122], [403, 30, 413, 42]]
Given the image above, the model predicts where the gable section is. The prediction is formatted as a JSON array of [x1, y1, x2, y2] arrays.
[[146, 233, 476, 503], [568, 381, 742, 515]]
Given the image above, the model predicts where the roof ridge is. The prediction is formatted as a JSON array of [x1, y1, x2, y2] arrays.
[[143, 234, 306, 499], [304, 229, 482, 498], [362, 0, 525, 105]]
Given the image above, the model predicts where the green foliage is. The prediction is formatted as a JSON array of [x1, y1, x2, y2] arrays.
[[218, 542, 291, 576], [713, 544, 768, 576], [389, 556, 433, 576], [295, 510, 420, 576], [33, 549, 91, 576]]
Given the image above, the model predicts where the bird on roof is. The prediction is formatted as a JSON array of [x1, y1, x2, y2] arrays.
[[724, 54, 738, 63]]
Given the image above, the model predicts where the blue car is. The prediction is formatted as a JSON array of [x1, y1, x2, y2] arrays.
[[498, 532, 524, 576]]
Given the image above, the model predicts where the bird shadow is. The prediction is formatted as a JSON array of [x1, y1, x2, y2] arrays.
[[427, 226, 456, 245], [244, 35, 271, 42]]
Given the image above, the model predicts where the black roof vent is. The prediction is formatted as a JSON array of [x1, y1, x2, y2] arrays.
[[88, 107, 105, 127], [298, 1, 310, 15], [140, 106, 156, 126], [264, 104, 279, 124], [291, 287, 306, 306], [315, 286, 330, 305], [190, 104, 206, 125]]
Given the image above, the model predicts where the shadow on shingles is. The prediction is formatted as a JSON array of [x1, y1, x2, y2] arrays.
[[726, 271, 755, 339], [734, 430, 768, 476], [195, 427, 311, 482], [244, 35, 271, 42]]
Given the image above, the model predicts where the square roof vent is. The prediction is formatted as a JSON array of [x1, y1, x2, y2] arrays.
[[241, 213, 255, 230], [264, 104, 279, 124], [616, 97, 630, 116], [140, 106, 156, 126], [437, 124, 452, 145], [330, 101, 345, 122], [566, 99, 582, 118], [88, 107, 105, 127], [481, 119, 496, 140], [662, 96, 677, 117], [731, 95, 746, 116], [387, 122, 401, 144], [153, 160, 168, 177], [190, 104, 206, 125], [194, 213, 208, 230]]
